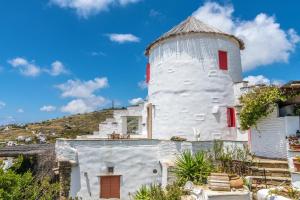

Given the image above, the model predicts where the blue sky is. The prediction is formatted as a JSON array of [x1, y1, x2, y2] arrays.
[[0, 0, 299, 125]]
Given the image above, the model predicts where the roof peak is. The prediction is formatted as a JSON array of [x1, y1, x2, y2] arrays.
[[145, 16, 244, 55]]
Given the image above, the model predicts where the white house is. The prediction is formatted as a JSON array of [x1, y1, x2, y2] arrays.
[[249, 82, 300, 159], [56, 16, 249, 200]]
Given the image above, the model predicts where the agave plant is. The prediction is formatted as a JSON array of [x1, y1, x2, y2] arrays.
[[173, 150, 213, 185], [134, 185, 150, 200]]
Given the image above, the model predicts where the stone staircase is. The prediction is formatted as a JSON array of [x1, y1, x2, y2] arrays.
[[250, 157, 291, 191]]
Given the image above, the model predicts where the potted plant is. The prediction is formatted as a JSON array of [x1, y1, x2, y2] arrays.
[[289, 138, 300, 150], [293, 156, 300, 172]]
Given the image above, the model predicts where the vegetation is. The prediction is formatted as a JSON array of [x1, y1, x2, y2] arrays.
[[172, 151, 213, 185], [133, 182, 184, 200], [211, 140, 253, 175], [239, 86, 287, 130], [0, 156, 59, 200], [268, 187, 300, 200], [0, 109, 114, 142]]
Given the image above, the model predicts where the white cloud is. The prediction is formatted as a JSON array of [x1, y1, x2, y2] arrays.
[[8, 57, 41, 77], [129, 97, 143, 105], [61, 95, 107, 114], [17, 108, 24, 113], [193, 2, 300, 71], [107, 33, 140, 43], [50, 0, 141, 18], [0, 116, 16, 126], [9, 57, 29, 67], [57, 77, 109, 114], [40, 105, 57, 112], [8, 57, 68, 77], [47, 61, 68, 76], [56, 77, 108, 98], [243, 75, 285, 86], [138, 80, 147, 90], [244, 75, 270, 86], [0, 101, 6, 109]]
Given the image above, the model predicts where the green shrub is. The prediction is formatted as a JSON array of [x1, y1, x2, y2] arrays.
[[239, 86, 287, 130], [133, 183, 183, 200], [0, 156, 59, 200], [173, 151, 213, 185]]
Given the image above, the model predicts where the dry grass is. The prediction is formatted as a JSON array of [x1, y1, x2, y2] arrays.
[[0, 109, 114, 142]]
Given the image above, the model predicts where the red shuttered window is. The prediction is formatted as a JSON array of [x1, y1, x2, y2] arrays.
[[100, 176, 120, 199], [227, 107, 236, 127], [146, 63, 150, 83], [218, 50, 228, 70]]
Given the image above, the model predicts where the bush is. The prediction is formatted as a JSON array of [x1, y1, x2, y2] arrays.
[[239, 86, 286, 130], [133, 183, 183, 200], [0, 156, 59, 200], [173, 151, 213, 185], [211, 140, 253, 175]]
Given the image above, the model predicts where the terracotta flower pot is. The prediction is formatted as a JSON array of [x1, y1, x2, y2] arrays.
[[290, 144, 300, 150], [294, 161, 300, 172], [229, 176, 244, 189]]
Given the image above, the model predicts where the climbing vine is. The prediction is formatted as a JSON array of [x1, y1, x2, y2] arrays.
[[239, 86, 287, 130]]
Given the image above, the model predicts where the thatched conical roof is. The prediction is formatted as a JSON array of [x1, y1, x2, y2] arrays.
[[145, 16, 244, 56]]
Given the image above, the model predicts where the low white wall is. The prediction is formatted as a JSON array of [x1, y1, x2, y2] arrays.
[[56, 139, 246, 200], [250, 109, 287, 159], [285, 116, 300, 136]]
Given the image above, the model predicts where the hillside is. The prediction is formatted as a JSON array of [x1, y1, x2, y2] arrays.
[[0, 109, 114, 143]]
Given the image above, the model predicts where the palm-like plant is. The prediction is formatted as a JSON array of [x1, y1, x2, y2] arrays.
[[134, 185, 150, 200], [173, 151, 213, 185]]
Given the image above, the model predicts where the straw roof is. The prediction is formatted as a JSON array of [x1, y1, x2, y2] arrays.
[[145, 16, 245, 56]]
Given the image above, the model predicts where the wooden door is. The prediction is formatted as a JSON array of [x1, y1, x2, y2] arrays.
[[100, 176, 120, 199]]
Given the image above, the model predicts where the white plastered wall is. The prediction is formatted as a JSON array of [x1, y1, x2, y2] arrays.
[[97, 103, 147, 137], [250, 108, 287, 159], [56, 139, 246, 200], [148, 34, 243, 141]]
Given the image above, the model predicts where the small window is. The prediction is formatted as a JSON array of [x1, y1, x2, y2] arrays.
[[227, 107, 235, 127], [218, 51, 228, 70], [146, 63, 150, 83]]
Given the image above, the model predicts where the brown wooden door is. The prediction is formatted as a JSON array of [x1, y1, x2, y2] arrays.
[[100, 176, 120, 199]]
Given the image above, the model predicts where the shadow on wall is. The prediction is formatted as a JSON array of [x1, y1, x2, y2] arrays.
[[70, 165, 82, 198]]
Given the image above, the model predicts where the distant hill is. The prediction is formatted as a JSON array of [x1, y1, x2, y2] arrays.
[[0, 109, 114, 143]]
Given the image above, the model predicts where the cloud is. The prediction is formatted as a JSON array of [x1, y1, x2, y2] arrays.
[[91, 51, 106, 56], [107, 33, 140, 43], [8, 57, 68, 77], [8, 57, 41, 77], [56, 77, 108, 98], [47, 61, 68, 76], [193, 2, 300, 71], [129, 97, 143, 105], [17, 108, 24, 113], [61, 95, 107, 114], [138, 80, 147, 90], [244, 75, 270, 86], [0, 116, 16, 126], [50, 0, 141, 18], [40, 105, 57, 112], [0, 101, 6, 109], [149, 9, 161, 17], [57, 77, 109, 114], [243, 75, 285, 86]]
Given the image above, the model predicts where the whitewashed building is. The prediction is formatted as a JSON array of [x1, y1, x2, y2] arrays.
[[249, 82, 300, 159], [56, 16, 249, 200]]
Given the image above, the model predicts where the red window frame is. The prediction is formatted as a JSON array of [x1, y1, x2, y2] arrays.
[[146, 63, 150, 83], [227, 107, 236, 127], [218, 50, 228, 70]]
